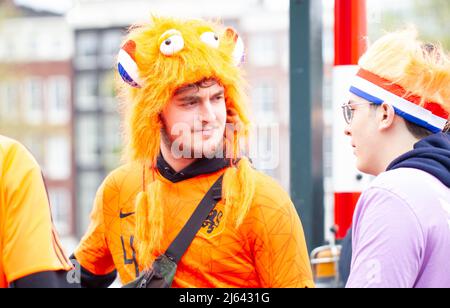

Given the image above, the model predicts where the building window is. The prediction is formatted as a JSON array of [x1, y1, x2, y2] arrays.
[[78, 171, 102, 233], [100, 29, 123, 69], [46, 135, 71, 180], [252, 82, 277, 121], [23, 77, 44, 124], [249, 35, 278, 67], [23, 135, 45, 166], [76, 115, 100, 168], [103, 114, 122, 171], [99, 71, 116, 112], [99, 71, 115, 98], [76, 73, 98, 111], [49, 188, 72, 237], [48, 76, 70, 125], [76, 31, 98, 69], [0, 81, 19, 121]]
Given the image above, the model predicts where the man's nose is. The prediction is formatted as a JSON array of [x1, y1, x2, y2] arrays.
[[199, 99, 216, 123]]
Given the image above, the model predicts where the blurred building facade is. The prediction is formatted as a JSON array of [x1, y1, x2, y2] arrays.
[[72, 24, 124, 234], [0, 2, 75, 237]]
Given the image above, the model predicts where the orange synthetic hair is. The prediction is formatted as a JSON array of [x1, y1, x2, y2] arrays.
[[117, 16, 256, 268], [358, 28, 450, 114]]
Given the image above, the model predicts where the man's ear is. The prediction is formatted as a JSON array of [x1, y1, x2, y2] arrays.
[[378, 102, 396, 131]]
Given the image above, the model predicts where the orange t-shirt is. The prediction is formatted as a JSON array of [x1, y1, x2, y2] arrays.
[[0, 136, 72, 288], [75, 161, 314, 288]]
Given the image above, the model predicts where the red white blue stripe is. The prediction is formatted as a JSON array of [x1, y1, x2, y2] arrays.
[[118, 40, 142, 88], [350, 69, 448, 133]]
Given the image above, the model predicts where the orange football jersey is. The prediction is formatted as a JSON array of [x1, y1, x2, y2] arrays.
[[75, 160, 314, 288], [0, 136, 72, 288]]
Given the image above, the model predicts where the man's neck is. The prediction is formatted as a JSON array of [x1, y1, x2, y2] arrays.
[[377, 131, 420, 175], [160, 145, 197, 173]]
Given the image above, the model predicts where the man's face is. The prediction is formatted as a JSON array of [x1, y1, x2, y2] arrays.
[[344, 94, 380, 175], [161, 80, 227, 159]]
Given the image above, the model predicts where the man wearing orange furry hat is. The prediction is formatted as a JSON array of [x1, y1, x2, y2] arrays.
[[73, 16, 314, 288], [343, 30, 450, 288]]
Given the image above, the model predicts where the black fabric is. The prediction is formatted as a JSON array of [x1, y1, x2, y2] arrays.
[[79, 266, 117, 289], [70, 255, 117, 288], [338, 228, 353, 287], [387, 132, 450, 187], [165, 174, 224, 263], [157, 155, 232, 183], [10, 270, 78, 288]]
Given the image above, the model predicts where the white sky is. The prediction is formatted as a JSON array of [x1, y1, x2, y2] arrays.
[[14, 0, 291, 14], [11, 0, 413, 24], [14, 0, 409, 15], [14, 0, 74, 13]]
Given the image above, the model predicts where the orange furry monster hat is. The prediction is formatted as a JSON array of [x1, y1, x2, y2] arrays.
[[117, 16, 256, 268]]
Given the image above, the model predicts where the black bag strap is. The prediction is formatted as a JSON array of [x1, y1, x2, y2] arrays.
[[164, 174, 224, 264]]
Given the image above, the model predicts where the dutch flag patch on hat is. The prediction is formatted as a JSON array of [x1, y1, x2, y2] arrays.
[[118, 40, 143, 88]]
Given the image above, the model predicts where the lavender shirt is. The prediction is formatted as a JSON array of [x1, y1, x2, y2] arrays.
[[346, 168, 450, 288]]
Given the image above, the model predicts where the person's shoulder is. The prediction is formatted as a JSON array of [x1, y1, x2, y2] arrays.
[[0, 135, 39, 173], [101, 162, 144, 197], [369, 168, 446, 203], [0, 135, 30, 159], [355, 169, 440, 233], [0, 135, 19, 150], [242, 170, 304, 239], [104, 162, 142, 182], [358, 169, 419, 209], [251, 170, 292, 208], [94, 162, 146, 218], [373, 168, 431, 187]]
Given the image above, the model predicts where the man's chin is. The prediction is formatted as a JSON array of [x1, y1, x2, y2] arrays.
[[194, 147, 224, 159], [169, 146, 224, 160], [193, 138, 223, 158]]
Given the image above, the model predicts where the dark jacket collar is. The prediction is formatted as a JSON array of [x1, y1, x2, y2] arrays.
[[387, 132, 450, 188], [157, 155, 232, 183]]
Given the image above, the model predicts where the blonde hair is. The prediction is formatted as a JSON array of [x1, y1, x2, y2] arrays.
[[117, 16, 256, 268], [358, 28, 450, 115]]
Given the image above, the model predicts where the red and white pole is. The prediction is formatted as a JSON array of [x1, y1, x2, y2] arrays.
[[332, 0, 369, 240]]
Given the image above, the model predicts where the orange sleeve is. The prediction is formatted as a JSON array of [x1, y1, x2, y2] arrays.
[[74, 180, 115, 276], [1, 141, 72, 284], [249, 185, 315, 288]]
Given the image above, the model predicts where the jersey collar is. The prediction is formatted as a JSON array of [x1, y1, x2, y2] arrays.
[[156, 155, 232, 183]]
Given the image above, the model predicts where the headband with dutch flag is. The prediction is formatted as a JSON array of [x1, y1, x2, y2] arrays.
[[350, 69, 449, 133], [118, 40, 143, 88]]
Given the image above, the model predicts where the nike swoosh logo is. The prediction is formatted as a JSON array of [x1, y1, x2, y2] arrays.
[[120, 210, 135, 219]]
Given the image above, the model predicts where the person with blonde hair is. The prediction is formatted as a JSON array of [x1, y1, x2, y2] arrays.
[[343, 29, 450, 288], [73, 16, 314, 288]]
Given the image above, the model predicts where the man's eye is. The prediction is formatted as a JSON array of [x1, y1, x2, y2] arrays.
[[213, 96, 224, 101], [183, 101, 197, 106]]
